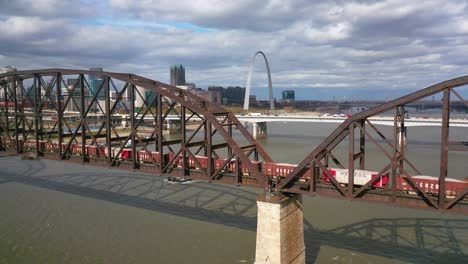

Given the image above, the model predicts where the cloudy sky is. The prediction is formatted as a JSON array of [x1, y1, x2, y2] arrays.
[[1, 0, 468, 100]]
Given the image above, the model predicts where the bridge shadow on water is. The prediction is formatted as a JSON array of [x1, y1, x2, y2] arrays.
[[307, 218, 468, 263], [0, 157, 467, 263]]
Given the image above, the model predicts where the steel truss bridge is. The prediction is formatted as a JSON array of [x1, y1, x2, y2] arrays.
[[1, 69, 468, 213]]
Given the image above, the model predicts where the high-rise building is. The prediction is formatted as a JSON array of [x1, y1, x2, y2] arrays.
[[186, 89, 222, 105], [88, 67, 105, 100], [225, 86, 245, 105], [207, 86, 246, 105], [145, 90, 157, 107], [170, 64, 186, 86], [66, 78, 84, 97], [135, 86, 146, 109], [65, 78, 91, 112], [282, 90, 295, 101], [208, 86, 224, 97]]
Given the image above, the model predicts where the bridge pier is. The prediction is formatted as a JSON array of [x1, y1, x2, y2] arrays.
[[255, 193, 305, 264], [253, 122, 268, 139]]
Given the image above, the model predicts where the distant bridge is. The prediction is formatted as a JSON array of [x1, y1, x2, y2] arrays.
[[236, 115, 468, 127], [11, 113, 468, 128]]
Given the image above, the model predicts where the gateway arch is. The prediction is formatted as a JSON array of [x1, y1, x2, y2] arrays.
[[243, 51, 274, 111]]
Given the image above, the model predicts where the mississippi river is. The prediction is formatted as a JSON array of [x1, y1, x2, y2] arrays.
[[1, 122, 467, 263]]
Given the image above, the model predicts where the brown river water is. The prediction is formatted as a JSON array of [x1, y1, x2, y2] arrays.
[[1, 122, 468, 263]]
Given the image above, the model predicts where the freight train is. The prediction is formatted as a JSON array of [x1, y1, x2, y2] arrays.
[[12, 139, 468, 197]]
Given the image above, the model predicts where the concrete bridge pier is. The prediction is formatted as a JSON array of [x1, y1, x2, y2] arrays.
[[255, 193, 305, 264], [253, 122, 268, 139], [167, 120, 182, 134]]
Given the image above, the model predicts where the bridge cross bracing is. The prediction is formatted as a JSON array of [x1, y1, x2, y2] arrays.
[[1, 69, 468, 213]]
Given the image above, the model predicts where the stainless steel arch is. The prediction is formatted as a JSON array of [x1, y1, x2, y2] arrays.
[[244, 51, 274, 111]]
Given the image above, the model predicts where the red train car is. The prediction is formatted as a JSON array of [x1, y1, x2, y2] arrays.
[[2, 138, 22, 149], [262, 162, 312, 180], [87, 145, 106, 158], [153, 152, 169, 165], [168, 153, 211, 169], [24, 140, 37, 149], [44, 142, 58, 152], [323, 168, 389, 187], [137, 150, 151, 163], [188, 155, 208, 169], [168, 153, 183, 167], [169, 154, 237, 172], [60, 143, 80, 155], [214, 158, 236, 172], [396, 175, 468, 198], [240, 161, 262, 176], [137, 150, 169, 165], [61, 143, 67, 153], [23, 140, 45, 151], [70, 143, 84, 156], [120, 149, 132, 160], [87, 145, 98, 157]]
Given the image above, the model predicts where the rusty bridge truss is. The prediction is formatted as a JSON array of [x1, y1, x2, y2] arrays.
[[1, 69, 468, 213]]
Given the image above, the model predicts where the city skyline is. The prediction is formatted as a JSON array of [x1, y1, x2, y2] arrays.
[[0, 1, 468, 100]]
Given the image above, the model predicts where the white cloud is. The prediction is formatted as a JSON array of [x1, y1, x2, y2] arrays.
[[0, 16, 66, 38], [286, 21, 352, 44], [109, 0, 248, 20], [0, 0, 467, 98], [0, 0, 94, 18]]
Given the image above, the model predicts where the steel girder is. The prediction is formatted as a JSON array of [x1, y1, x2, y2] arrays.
[[0, 69, 272, 186], [277, 75, 468, 212]]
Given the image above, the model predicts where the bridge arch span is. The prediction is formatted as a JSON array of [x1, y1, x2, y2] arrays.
[[244, 51, 274, 111], [0, 68, 273, 183], [277, 74, 468, 212]]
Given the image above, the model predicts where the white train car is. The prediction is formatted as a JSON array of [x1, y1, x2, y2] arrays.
[[322, 168, 389, 187]]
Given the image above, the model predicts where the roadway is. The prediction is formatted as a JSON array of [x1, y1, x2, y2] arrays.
[[18, 110, 468, 127]]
